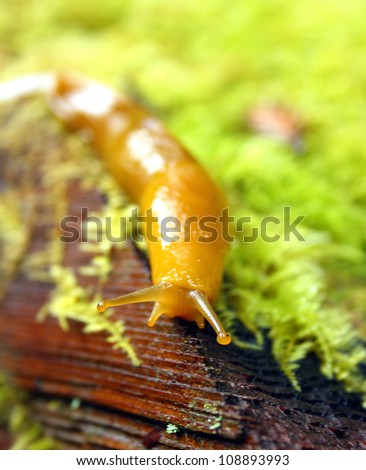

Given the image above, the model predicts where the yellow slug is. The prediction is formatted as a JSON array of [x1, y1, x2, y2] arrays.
[[0, 73, 231, 345]]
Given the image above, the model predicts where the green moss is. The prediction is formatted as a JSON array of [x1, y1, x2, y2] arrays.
[[32, 133, 140, 364], [36, 265, 139, 365], [166, 423, 180, 434], [203, 403, 218, 413], [0, 191, 30, 300], [0, 375, 59, 449], [219, 229, 366, 401], [203, 403, 222, 430], [0, 98, 139, 365], [34, 160, 140, 364], [208, 416, 222, 431]]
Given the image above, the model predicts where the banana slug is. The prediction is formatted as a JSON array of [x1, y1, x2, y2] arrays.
[[0, 73, 231, 345]]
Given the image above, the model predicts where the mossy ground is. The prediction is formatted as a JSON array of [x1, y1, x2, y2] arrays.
[[1, 0, 366, 419]]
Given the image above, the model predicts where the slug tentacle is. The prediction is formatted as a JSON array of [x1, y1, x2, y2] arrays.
[[189, 290, 231, 345], [97, 282, 231, 345], [96, 282, 174, 313], [147, 302, 166, 327]]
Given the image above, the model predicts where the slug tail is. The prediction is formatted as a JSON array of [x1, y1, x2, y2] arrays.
[[0, 73, 54, 103]]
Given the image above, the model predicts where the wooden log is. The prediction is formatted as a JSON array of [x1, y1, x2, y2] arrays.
[[1, 98, 366, 450]]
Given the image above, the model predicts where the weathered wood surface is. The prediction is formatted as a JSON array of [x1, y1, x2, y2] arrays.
[[1, 99, 366, 450]]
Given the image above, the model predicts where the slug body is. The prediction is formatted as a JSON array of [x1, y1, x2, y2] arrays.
[[0, 73, 231, 345]]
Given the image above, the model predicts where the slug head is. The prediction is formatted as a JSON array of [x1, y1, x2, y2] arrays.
[[97, 282, 231, 345]]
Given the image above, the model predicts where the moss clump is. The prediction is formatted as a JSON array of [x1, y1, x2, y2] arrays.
[[36, 265, 139, 365], [0, 191, 30, 300], [0, 98, 139, 365], [0, 375, 59, 449], [166, 423, 179, 434], [219, 227, 366, 403]]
